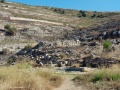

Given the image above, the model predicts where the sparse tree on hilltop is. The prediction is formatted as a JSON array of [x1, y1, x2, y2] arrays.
[[0, 0, 6, 3], [91, 14, 96, 18], [77, 10, 86, 17]]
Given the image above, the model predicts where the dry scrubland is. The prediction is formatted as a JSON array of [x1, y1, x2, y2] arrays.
[[0, 2, 116, 28], [1, 61, 119, 90], [0, 62, 63, 90], [73, 65, 120, 90], [0, 2, 120, 90]]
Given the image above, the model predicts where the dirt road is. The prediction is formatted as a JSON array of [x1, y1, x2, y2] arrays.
[[10, 17, 63, 25], [54, 75, 82, 90]]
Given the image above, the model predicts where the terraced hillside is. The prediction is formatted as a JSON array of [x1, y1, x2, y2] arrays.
[[0, 2, 119, 28], [0, 2, 120, 61]]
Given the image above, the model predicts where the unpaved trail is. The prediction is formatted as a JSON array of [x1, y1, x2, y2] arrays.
[[10, 17, 63, 25], [54, 75, 82, 90]]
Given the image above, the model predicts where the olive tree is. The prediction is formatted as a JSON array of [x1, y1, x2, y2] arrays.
[[0, 0, 6, 3]]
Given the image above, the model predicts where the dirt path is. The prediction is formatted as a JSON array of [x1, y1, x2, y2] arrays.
[[54, 75, 82, 90], [10, 17, 63, 25]]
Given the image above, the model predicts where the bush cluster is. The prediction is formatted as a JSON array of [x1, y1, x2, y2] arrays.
[[51, 8, 65, 14], [1, 48, 9, 55], [0, 0, 6, 3], [103, 41, 111, 52], [4, 24, 17, 36], [24, 44, 32, 50], [77, 10, 86, 17]]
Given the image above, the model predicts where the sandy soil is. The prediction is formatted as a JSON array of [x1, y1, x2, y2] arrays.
[[54, 75, 82, 90]]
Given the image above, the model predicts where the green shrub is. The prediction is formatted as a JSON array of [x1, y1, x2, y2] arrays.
[[24, 44, 32, 50], [7, 27, 16, 35], [103, 41, 111, 50], [92, 71, 105, 82], [92, 70, 120, 82], [91, 14, 96, 18], [7, 58, 13, 65], [4, 24, 17, 36], [74, 69, 120, 83], [53, 8, 65, 14], [7, 58, 15, 65], [77, 10, 86, 17], [97, 14, 106, 18], [4, 24, 11, 30], [73, 66, 120, 90], [1, 48, 9, 55]]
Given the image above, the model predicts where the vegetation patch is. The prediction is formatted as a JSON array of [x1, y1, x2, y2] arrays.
[[24, 44, 33, 50], [103, 40, 111, 50], [4, 24, 17, 36], [0, 62, 63, 90], [73, 65, 120, 90], [1, 48, 9, 55], [0, 0, 6, 3], [49, 75, 63, 88]]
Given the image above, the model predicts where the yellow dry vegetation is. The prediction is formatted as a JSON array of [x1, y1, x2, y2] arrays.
[[0, 62, 63, 90]]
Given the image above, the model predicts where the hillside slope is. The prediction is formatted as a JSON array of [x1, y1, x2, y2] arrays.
[[0, 2, 120, 60]]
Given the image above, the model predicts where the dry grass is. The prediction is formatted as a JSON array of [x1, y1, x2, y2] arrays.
[[73, 65, 120, 90], [49, 75, 63, 88], [0, 62, 63, 90], [71, 64, 80, 68], [0, 2, 112, 28], [100, 51, 115, 59]]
